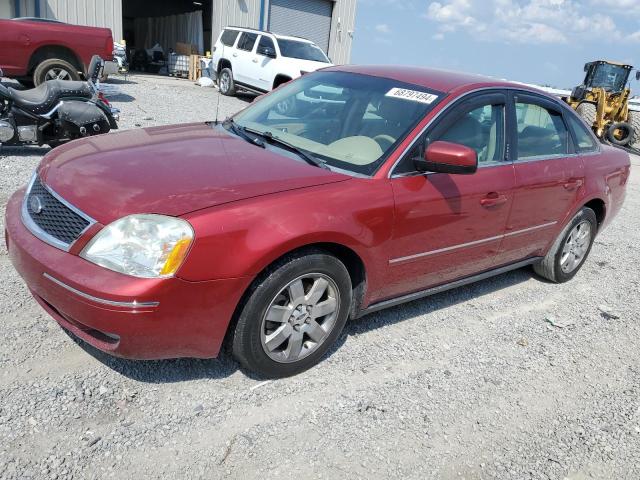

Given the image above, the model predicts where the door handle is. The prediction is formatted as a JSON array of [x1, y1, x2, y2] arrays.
[[563, 178, 583, 190], [232, 53, 238, 57], [480, 193, 508, 207], [252, 58, 258, 63]]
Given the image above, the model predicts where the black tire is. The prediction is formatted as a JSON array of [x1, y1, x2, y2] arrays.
[[533, 207, 597, 283], [33, 58, 80, 86], [576, 102, 597, 131], [218, 68, 236, 96], [232, 251, 352, 378], [605, 122, 633, 146], [629, 111, 640, 149]]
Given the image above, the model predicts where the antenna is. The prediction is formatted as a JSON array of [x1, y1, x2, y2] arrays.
[[214, 81, 222, 124]]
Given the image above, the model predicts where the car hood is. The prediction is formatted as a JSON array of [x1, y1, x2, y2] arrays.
[[38, 123, 349, 225]]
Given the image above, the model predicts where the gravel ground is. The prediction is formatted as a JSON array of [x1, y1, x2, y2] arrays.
[[1, 74, 640, 480]]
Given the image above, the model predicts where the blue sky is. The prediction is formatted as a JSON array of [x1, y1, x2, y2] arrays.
[[351, 0, 640, 88]]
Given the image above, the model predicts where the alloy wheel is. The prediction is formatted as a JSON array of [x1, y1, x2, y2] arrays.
[[260, 273, 340, 363], [220, 72, 230, 93], [560, 220, 592, 273], [45, 68, 71, 81]]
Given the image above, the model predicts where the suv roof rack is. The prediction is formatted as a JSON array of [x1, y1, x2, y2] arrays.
[[224, 26, 313, 42], [12, 17, 65, 23]]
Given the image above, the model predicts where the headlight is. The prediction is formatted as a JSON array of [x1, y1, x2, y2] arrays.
[[80, 214, 194, 278]]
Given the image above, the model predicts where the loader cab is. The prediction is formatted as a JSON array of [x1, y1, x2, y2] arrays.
[[576, 61, 632, 98]]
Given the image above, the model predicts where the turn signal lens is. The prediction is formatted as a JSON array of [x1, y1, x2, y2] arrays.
[[160, 237, 193, 276]]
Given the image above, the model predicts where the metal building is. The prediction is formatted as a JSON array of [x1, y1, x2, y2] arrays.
[[1, 0, 357, 64]]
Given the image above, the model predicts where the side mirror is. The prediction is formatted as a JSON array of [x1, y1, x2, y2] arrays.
[[636, 70, 640, 81], [414, 141, 478, 175], [0, 67, 4, 77], [257, 46, 276, 58]]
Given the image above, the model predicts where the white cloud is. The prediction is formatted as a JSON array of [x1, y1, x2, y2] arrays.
[[375, 23, 391, 34], [424, 0, 628, 45]]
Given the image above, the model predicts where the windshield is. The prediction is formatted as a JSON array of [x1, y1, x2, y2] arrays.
[[276, 39, 330, 63], [233, 71, 443, 175], [588, 63, 630, 92]]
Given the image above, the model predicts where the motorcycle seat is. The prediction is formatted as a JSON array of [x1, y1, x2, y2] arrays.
[[8, 80, 92, 115]]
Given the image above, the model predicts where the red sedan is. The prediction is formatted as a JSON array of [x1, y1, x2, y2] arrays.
[[5, 66, 630, 377]]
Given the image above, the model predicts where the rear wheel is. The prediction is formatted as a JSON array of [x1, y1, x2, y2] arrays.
[[218, 68, 235, 96], [33, 58, 80, 86], [232, 251, 352, 378], [533, 207, 597, 283]]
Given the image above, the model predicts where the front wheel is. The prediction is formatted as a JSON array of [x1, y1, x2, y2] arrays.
[[232, 251, 352, 378], [533, 207, 597, 283]]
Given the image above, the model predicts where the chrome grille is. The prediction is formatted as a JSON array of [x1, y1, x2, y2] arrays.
[[22, 175, 92, 249]]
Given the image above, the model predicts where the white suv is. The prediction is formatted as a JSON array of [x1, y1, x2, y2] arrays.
[[212, 27, 332, 97]]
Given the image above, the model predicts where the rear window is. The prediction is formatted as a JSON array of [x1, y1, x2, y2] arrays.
[[220, 29, 240, 47], [237, 32, 258, 52]]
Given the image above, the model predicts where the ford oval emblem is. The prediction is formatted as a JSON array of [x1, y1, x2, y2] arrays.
[[29, 195, 44, 214]]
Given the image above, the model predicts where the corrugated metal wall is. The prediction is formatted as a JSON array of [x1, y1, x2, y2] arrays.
[[212, 0, 356, 64], [39, 0, 123, 42], [212, 0, 261, 50], [327, 0, 356, 65]]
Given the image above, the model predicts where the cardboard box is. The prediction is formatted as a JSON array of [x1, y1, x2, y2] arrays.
[[175, 42, 197, 55]]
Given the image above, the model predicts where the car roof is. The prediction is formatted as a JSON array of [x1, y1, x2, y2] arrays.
[[324, 65, 525, 94]]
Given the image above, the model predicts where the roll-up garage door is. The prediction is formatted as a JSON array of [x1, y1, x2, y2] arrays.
[[269, 0, 333, 53]]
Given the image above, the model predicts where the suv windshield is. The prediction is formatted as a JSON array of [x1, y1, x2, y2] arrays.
[[276, 39, 330, 63], [233, 71, 443, 175]]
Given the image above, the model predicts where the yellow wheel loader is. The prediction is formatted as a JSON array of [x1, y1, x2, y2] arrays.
[[564, 60, 640, 148]]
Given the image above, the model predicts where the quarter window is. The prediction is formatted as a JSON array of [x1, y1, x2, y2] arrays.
[[567, 114, 598, 152], [438, 104, 505, 164], [516, 102, 569, 159], [220, 29, 239, 47], [237, 32, 258, 52]]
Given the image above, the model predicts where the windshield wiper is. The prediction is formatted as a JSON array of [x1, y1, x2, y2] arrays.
[[223, 118, 265, 148], [244, 127, 329, 170]]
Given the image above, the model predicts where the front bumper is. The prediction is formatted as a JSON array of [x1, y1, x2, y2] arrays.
[[5, 189, 251, 360]]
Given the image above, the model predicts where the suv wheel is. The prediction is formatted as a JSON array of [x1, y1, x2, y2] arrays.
[[232, 251, 352, 378], [33, 58, 80, 86], [533, 207, 597, 283], [218, 68, 236, 96]]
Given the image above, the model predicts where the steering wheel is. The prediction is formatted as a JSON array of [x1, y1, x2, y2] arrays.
[[373, 134, 396, 151]]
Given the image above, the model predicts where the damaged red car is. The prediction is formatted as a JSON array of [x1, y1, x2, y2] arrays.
[[5, 65, 630, 377]]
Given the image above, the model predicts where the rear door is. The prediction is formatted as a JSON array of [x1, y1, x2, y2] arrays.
[[248, 35, 278, 91], [498, 91, 585, 263], [233, 32, 259, 86], [385, 92, 516, 299]]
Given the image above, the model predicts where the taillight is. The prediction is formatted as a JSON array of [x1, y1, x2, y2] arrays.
[[98, 92, 110, 106]]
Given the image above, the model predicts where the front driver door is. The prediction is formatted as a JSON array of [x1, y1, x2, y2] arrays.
[[384, 92, 516, 300]]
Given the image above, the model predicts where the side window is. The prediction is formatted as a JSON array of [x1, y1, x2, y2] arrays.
[[516, 102, 569, 159], [393, 98, 505, 175], [237, 33, 258, 52], [436, 103, 505, 164], [220, 29, 239, 47], [567, 114, 598, 152], [257, 35, 275, 54]]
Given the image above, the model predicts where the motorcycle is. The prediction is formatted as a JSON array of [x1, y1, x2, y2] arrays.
[[0, 55, 120, 148]]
